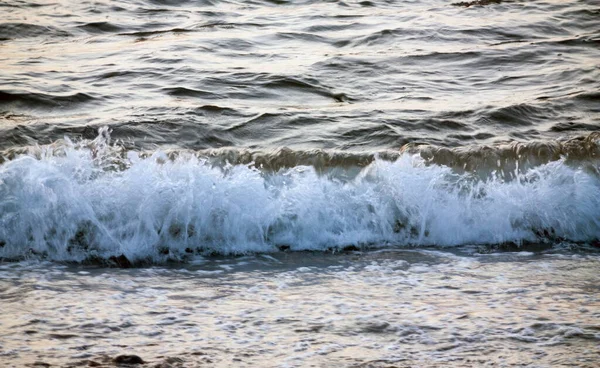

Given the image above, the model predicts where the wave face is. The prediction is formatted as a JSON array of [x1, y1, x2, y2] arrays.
[[1, 131, 599, 262]]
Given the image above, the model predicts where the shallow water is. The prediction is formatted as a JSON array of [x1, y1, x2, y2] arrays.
[[1, 249, 599, 367]]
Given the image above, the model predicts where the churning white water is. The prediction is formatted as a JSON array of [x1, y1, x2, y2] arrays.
[[1, 132, 599, 262]]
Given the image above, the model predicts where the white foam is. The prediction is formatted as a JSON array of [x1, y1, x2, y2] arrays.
[[1, 136, 599, 262]]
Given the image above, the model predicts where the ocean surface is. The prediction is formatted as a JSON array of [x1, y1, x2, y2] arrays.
[[0, 0, 599, 366]]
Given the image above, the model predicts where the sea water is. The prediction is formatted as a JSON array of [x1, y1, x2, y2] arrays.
[[1, 0, 599, 366]]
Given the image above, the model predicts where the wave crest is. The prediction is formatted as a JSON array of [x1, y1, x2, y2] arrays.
[[0, 128, 599, 262]]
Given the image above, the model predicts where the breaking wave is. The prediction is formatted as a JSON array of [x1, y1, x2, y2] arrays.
[[0, 128, 599, 263]]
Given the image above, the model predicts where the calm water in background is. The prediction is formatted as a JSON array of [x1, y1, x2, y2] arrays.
[[1, 0, 600, 366]]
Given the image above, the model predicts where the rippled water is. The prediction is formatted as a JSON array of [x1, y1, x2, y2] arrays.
[[1, 250, 600, 367], [1, 0, 598, 151], [1, 0, 600, 366]]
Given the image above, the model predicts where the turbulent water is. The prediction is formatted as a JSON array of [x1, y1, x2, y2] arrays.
[[1, 251, 599, 367], [1, 0, 599, 366], [1, 131, 600, 263]]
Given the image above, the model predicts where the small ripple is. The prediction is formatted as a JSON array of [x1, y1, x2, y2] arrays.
[[119, 27, 194, 37], [574, 92, 600, 102], [146, 0, 219, 6], [262, 76, 352, 102], [349, 28, 424, 47], [0, 91, 96, 109], [75, 21, 124, 34], [0, 22, 70, 40], [550, 122, 600, 133], [484, 103, 551, 127], [162, 87, 223, 99]]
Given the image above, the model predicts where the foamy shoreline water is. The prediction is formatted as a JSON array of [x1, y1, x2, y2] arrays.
[[1, 249, 599, 367]]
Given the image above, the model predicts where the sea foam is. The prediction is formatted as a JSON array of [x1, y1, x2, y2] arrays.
[[1, 131, 599, 262]]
